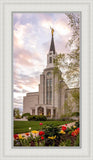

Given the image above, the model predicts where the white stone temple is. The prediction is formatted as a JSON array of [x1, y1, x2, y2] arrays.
[[23, 28, 79, 119]]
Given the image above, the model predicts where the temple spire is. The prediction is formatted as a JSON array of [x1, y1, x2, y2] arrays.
[[50, 27, 55, 54]]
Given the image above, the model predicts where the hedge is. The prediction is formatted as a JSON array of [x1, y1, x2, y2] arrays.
[[22, 113, 31, 118], [27, 115, 47, 121]]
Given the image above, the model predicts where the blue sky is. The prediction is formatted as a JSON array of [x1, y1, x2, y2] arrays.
[[13, 12, 79, 112]]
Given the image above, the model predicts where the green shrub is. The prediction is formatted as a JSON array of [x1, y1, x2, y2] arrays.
[[44, 124, 60, 138], [27, 115, 47, 121], [27, 115, 33, 121], [15, 115, 21, 119], [71, 112, 79, 117], [22, 113, 31, 119]]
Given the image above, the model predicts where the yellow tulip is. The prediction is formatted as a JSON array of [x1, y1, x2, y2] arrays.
[[48, 135, 56, 140], [73, 126, 76, 128], [18, 134, 25, 139], [31, 130, 39, 134], [18, 134, 22, 139], [59, 130, 66, 134]]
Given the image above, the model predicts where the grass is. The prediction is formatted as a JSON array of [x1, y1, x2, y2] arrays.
[[14, 120, 73, 134]]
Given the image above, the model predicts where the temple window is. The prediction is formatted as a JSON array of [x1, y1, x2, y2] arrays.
[[46, 72, 52, 105], [47, 72, 51, 76], [47, 109, 51, 117], [38, 107, 44, 115], [49, 57, 52, 63]]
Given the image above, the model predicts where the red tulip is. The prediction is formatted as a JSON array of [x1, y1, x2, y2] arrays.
[[14, 134, 19, 139], [74, 129, 79, 135], [71, 132, 75, 136], [39, 131, 45, 136], [65, 124, 67, 126], [40, 123, 43, 125], [25, 133, 29, 136], [41, 136, 44, 140], [62, 126, 67, 131], [71, 128, 80, 137], [77, 128, 80, 131]]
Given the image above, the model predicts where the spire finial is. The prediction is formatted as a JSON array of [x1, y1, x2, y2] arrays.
[[50, 26, 54, 36]]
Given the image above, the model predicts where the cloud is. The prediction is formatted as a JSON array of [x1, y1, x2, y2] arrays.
[[55, 22, 71, 36], [14, 22, 33, 49], [13, 13, 80, 112]]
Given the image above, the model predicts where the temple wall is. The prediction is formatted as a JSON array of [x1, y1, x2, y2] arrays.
[[39, 74, 45, 104], [23, 92, 39, 114]]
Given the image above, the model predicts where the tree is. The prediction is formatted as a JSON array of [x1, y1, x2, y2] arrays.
[[64, 89, 79, 117], [53, 13, 80, 116], [71, 89, 79, 110], [65, 13, 80, 87], [14, 108, 21, 119], [54, 13, 80, 88]]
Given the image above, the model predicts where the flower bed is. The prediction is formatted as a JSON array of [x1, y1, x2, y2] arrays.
[[14, 122, 80, 146]]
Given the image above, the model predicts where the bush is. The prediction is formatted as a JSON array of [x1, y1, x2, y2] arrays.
[[22, 113, 31, 119], [27, 115, 47, 121], [15, 115, 21, 119], [71, 112, 79, 117], [44, 124, 60, 138]]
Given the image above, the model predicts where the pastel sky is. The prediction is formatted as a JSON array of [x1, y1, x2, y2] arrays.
[[13, 12, 79, 112]]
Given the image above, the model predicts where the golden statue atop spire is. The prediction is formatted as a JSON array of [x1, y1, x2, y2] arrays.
[[50, 26, 54, 36]]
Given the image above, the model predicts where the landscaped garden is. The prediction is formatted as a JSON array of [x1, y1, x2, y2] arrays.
[[14, 120, 80, 146], [14, 120, 74, 134]]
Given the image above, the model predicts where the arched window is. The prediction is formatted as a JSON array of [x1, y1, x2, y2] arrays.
[[47, 72, 52, 76], [38, 107, 44, 115], [46, 72, 52, 105]]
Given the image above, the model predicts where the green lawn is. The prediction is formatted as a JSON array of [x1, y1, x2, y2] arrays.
[[14, 120, 73, 134]]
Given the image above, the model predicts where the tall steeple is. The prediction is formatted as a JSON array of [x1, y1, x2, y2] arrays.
[[46, 27, 57, 68], [50, 27, 55, 54]]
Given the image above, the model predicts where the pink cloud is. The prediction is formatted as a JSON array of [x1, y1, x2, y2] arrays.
[[13, 13, 80, 112]]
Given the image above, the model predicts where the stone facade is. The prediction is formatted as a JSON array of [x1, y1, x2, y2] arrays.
[[23, 32, 79, 119]]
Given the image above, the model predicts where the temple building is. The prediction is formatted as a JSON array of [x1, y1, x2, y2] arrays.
[[23, 29, 79, 119]]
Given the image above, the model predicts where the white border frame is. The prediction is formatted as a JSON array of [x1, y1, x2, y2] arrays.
[[0, 0, 93, 160]]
